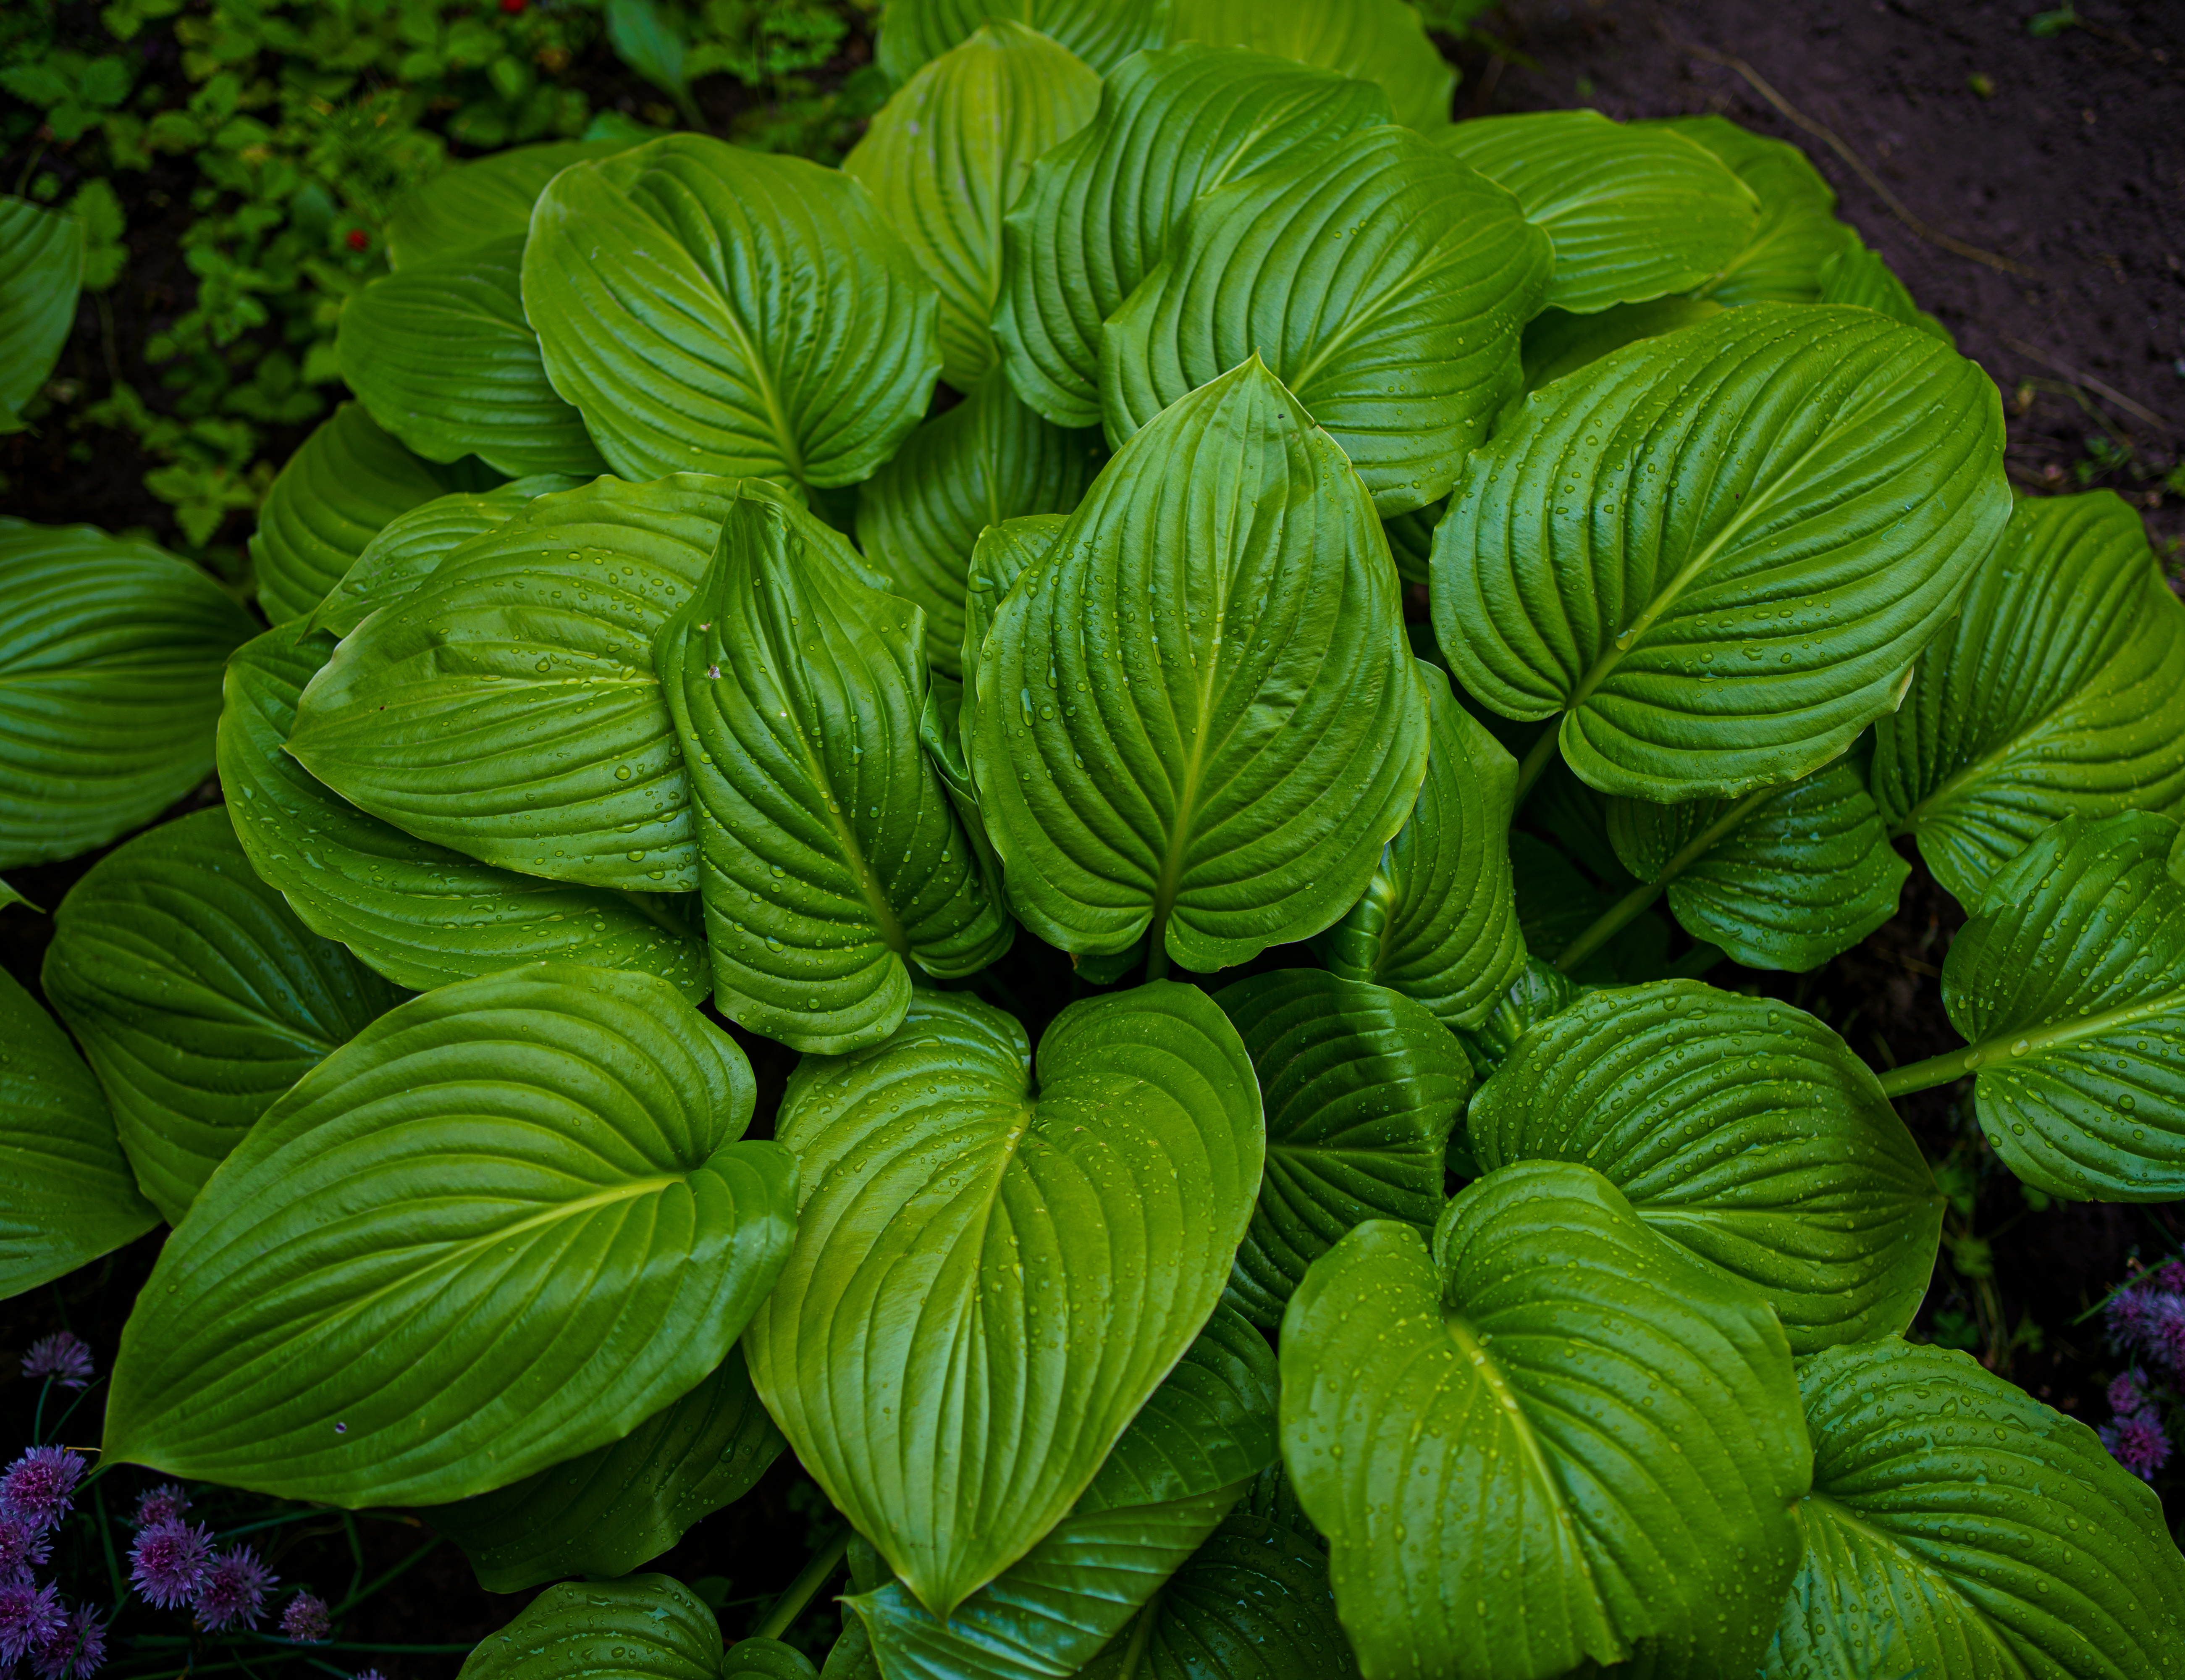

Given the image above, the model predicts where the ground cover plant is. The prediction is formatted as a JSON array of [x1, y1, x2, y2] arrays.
[[4, 3, 2185, 1679]]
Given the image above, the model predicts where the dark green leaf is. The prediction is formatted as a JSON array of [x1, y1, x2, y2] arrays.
[[1818, 234, 1952, 341], [1161, 0, 1451, 131], [388, 139, 638, 270], [458, 1575, 724, 1680], [876, 0, 1165, 84], [722, 1642, 816, 1680], [1518, 295, 1723, 392], [0, 196, 84, 428], [1451, 953, 1581, 1079], [956, 512, 1063, 753], [1649, 116, 1853, 304], [311, 476, 580, 638]]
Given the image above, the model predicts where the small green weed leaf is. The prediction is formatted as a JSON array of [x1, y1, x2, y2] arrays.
[[1605, 756, 1910, 971], [0, 966, 157, 1300], [1519, 295, 1723, 393], [0, 196, 84, 429], [1161, 0, 1452, 131], [427, 1344, 784, 1594], [655, 489, 1010, 1054], [220, 627, 709, 998], [1281, 1162, 1808, 1679], [0, 519, 256, 870], [1469, 982, 1943, 1352], [104, 964, 796, 1505], [846, 1305, 1277, 1679], [338, 236, 609, 480], [1873, 491, 2185, 905], [855, 370, 1100, 677], [387, 139, 637, 270], [1314, 663, 1526, 1028], [1213, 969, 1473, 1327], [1438, 110, 1758, 314], [973, 359, 1427, 971], [1102, 123, 1549, 516], [846, 22, 1102, 391], [312, 476, 580, 638], [1650, 116, 1853, 304], [747, 984, 1262, 1617], [458, 1575, 724, 1680], [1818, 234, 1952, 341], [875, 0, 1164, 83], [525, 135, 937, 490], [1941, 812, 2185, 1200], [995, 43, 1391, 427], [1432, 304, 2010, 800], [1453, 954, 1582, 1079], [1769, 1339, 2185, 1678], [42, 807, 405, 1223], [957, 512, 1063, 750]]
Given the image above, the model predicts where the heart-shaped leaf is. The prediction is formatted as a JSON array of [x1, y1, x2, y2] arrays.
[[1281, 1161, 1807, 1680], [1469, 981, 1943, 1352], [103, 964, 797, 1505], [874, 0, 1164, 84], [1313, 663, 1526, 1028], [0, 966, 157, 1300], [1213, 969, 1473, 1327], [0, 519, 258, 871], [995, 44, 1392, 428], [1432, 304, 2011, 799], [387, 139, 636, 269], [655, 489, 1010, 1055], [845, 1304, 1278, 1679], [0, 196, 82, 428], [1770, 1338, 2185, 1678], [972, 358, 1427, 972], [42, 807, 407, 1223], [458, 1575, 724, 1680], [1102, 123, 1550, 516], [855, 370, 1100, 677], [427, 1344, 783, 1593], [1872, 491, 2185, 906], [1648, 116, 1852, 304], [523, 135, 937, 490], [1162, 0, 1451, 132], [220, 626, 710, 999], [311, 475, 580, 638], [1437, 110, 1758, 314], [338, 235, 609, 480], [1923, 812, 2185, 1200], [746, 984, 1263, 1617], [1819, 234, 1951, 340], [1602, 755, 1909, 972], [846, 23, 1102, 392]]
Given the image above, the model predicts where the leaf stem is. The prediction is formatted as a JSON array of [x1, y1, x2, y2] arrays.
[[1144, 940, 1170, 984], [752, 1528, 850, 1643], [1878, 987, 2185, 1098], [1553, 787, 1769, 972], [1511, 722, 1560, 812]]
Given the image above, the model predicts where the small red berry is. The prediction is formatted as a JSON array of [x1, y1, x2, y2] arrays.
[[345, 228, 369, 252], [499, 0, 527, 13]]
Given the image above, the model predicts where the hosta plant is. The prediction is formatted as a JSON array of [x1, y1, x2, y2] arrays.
[[4, 7, 2185, 1680]]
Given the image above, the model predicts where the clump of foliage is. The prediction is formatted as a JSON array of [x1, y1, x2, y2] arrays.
[[5, 3, 2185, 1679]]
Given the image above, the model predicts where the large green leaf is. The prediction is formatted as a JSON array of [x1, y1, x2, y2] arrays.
[[972, 359, 1427, 972], [654, 488, 1010, 1054], [1469, 981, 1942, 1353], [250, 402, 468, 626], [523, 135, 938, 490], [0, 196, 83, 428], [1452, 954, 1581, 1080], [1768, 1338, 2185, 1679], [1313, 663, 1525, 1028], [387, 139, 636, 269], [1212, 969, 1472, 1327], [1872, 491, 2185, 906], [104, 964, 797, 1505], [220, 626, 710, 999], [846, 23, 1102, 392], [1649, 116, 1853, 304], [1101, 123, 1550, 516], [957, 512, 1064, 747], [41, 807, 405, 1223], [311, 475, 580, 638], [1281, 1161, 1808, 1680], [746, 984, 1263, 1617], [1432, 304, 2010, 800], [994, 44, 1393, 428], [1603, 754, 1909, 971], [1437, 110, 1758, 314], [1518, 295, 1722, 394], [1819, 234, 1951, 341], [0, 519, 258, 871], [874, 0, 1164, 83], [1933, 812, 2185, 1201], [458, 1575, 724, 1680], [855, 371, 1100, 678], [338, 235, 609, 480], [0, 966, 157, 1300], [427, 1344, 784, 1593], [845, 1305, 1278, 1679], [1162, 0, 1451, 132]]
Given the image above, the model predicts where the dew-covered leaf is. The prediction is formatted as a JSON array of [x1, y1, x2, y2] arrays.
[[311, 476, 580, 638], [457, 1574, 724, 1680]]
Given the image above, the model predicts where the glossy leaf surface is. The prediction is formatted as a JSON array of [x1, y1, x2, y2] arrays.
[[1519, 295, 1722, 394], [311, 476, 580, 638], [1651, 116, 1852, 304], [1161, 0, 1451, 131], [956, 512, 1063, 748], [1432, 304, 2009, 799], [747, 985, 1262, 1617], [458, 1575, 723, 1680], [104, 965, 797, 1505], [973, 359, 1427, 971], [1453, 954, 1581, 1080], [387, 139, 635, 269], [874, 0, 1164, 83], [1819, 235, 1951, 340], [0, 196, 82, 427]]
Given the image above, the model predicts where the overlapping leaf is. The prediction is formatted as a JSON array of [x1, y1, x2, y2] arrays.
[[387, 138, 635, 269], [1162, 0, 1451, 131], [1820, 234, 1951, 340], [104, 964, 797, 1505], [957, 512, 1063, 741], [0, 195, 82, 429], [1650, 115, 1853, 304], [0, 519, 257, 870], [654, 489, 1009, 1054], [457, 1574, 724, 1680], [1519, 295, 1723, 394], [874, 0, 1164, 84], [1102, 123, 1550, 515], [746, 985, 1262, 1617], [1453, 954, 1582, 1079], [311, 476, 580, 638], [1432, 304, 2010, 799]]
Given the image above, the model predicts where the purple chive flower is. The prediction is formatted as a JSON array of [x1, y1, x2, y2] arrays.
[[280, 1591, 332, 1643], [0, 1449, 85, 1533], [193, 1546, 275, 1632], [131, 1486, 187, 1529], [19, 1335, 94, 1392], [128, 1519, 213, 1610], [354, 1670, 388, 1680], [0, 1578, 64, 1663], [31, 1604, 105, 1680], [0, 1511, 52, 1583], [2101, 1407, 2173, 1481]]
